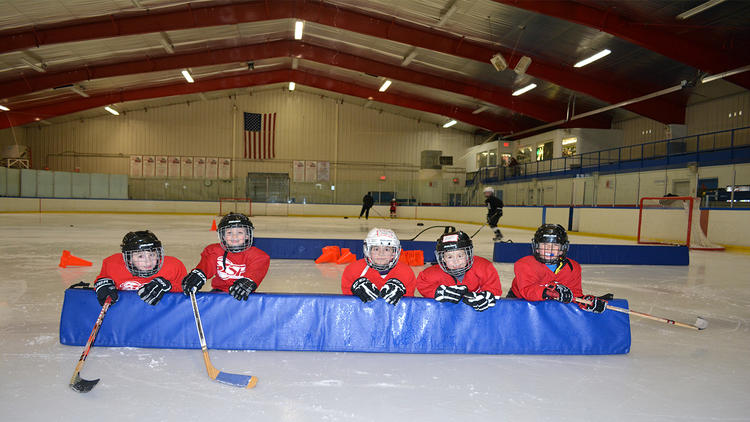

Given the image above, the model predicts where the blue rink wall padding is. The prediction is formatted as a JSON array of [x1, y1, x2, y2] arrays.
[[253, 237, 437, 262], [493, 242, 689, 266], [59, 289, 631, 355]]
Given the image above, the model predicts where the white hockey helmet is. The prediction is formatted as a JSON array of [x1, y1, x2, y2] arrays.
[[483, 186, 494, 195], [363, 228, 401, 272]]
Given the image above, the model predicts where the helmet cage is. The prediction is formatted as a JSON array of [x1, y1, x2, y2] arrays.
[[437, 247, 474, 278], [363, 229, 401, 272], [121, 231, 164, 278], [531, 224, 569, 264], [436, 231, 474, 277], [218, 214, 254, 253]]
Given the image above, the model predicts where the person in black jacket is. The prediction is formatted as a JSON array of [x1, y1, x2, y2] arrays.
[[484, 187, 504, 242], [359, 192, 374, 220]]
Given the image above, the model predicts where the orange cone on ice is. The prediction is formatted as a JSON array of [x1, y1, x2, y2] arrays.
[[408, 250, 424, 266], [210, 219, 217, 231], [315, 246, 341, 264], [336, 248, 357, 264], [59, 250, 93, 268]]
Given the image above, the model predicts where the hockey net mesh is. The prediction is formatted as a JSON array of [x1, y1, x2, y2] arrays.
[[219, 197, 253, 217], [638, 196, 723, 250]]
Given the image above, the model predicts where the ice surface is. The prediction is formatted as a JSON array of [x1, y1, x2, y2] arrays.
[[1, 213, 749, 421]]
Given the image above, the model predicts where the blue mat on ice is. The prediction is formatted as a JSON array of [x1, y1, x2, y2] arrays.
[[253, 237, 436, 261], [493, 243, 689, 265], [60, 288, 630, 355]]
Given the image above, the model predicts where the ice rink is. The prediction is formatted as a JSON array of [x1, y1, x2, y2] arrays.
[[1, 213, 749, 422]]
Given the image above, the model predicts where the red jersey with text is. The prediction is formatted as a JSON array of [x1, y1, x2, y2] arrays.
[[97, 254, 186, 292], [194, 243, 270, 292], [341, 259, 417, 296], [416, 256, 502, 298], [511, 255, 583, 300]]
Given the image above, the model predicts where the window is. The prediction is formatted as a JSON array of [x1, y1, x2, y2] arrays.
[[562, 137, 577, 157], [475, 149, 498, 168]]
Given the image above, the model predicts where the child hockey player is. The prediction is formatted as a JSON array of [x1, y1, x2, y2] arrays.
[[181, 213, 270, 301], [416, 231, 502, 312], [508, 224, 606, 313], [484, 187, 504, 242], [341, 228, 416, 305], [94, 230, 187, 306], [389, 198, 397, 218]]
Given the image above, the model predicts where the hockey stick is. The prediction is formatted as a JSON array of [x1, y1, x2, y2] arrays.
[[470, 223, 486, 238], [189, 291, 258, 388], [69, 296, 111, 393], [574, 297, 708, 331], [407, 225, 456, 241]]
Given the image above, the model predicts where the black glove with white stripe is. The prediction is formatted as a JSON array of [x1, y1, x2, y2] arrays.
[[182, 268, 206, 295], [380, 278, 406, 305], [462, 290, 496, 312], [543, 283, 574, 303], [434, 284, 469, 303], [138, 277, 171, 305], [94, 277, 118, 306], [351, 277, 380, 303], [578, 294, 607, 313], [228, 278, 257, 301]]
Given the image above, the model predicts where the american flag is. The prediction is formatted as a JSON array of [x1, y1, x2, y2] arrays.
[[244, 112, 276, 159]]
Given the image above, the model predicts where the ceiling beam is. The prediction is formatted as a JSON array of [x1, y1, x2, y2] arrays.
[[0, 0, 684, 123]]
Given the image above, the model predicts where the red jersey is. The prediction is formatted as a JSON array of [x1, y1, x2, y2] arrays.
[[510, 255, 583, 301], [416, 256, 502, 298], [194, 243, 270, 292], [341, 259, 417, 296], [96, 254, 186, 292]]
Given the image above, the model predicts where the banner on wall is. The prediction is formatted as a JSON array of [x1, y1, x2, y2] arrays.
[[193, 157, 206, 178], [293, 160, 305, 182], [143, 156, 155, 177], [219, 158, 231, 180], [305, 161, 317, 182], [129, 156, 143, 177], [206, 158, 218, 179], [168, 157, 181, 177], [155, 156, 168, 177], [180, 157, 194, 178], [317, 161, 330, 182]]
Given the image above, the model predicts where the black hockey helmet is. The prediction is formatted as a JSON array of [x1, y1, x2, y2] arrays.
[[436, 231, 474, 278], [532, 224, 569, 264], [120, 230, 164, 277], [218, 213, 254, 253]]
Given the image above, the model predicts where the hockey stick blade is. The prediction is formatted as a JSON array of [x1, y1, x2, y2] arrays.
[[215, 372, 258, 388], [70, 372, 100, 393]]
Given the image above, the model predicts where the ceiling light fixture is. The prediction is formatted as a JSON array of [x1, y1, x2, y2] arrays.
[[379, 80, 392, 92], [676, 0, 727, 20], [70, 85, 89, 98], [472, 105, 489, 115], [490, 53, 507, 72], [104, 106, 120, 116], [437, 2, 458, 26], [0, 105, 9, 111], [442, 119, 457, 128], [294, 20, 304, 40], [700, 64, 750, 83], [512, 83, 537, 96], [159, 32, 175, 54], [21, 58, 47, 73], [288, 82, 296, 91], [401, 49, 418, 66], [514, 56, 532, 75], [181, 70, 194, 83], [574, 49, 611, 68]]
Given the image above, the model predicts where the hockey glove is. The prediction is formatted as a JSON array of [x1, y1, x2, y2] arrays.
[[228, 278, 257, 301], [542, 283, 574, 303], [380, 278, 407, 306], [462, 290, 496, 312], [94, 277, 118, 306], [434, 284, 469, 303], [578, 294, 607, 314], [138, 277, 172, 305], [182, 268, 207, 295], [351, 277, 380, 303]]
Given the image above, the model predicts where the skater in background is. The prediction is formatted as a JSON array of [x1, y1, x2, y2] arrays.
[[416, 231, 502, 312], [182, 213, 270, 301], [508, 224, 606, 313], [483, 187, 504, 242], [359, 191, 374, 220], [389, 198, 397, 218], [342, 228, 416, 305], [94, 230, 186, 307]]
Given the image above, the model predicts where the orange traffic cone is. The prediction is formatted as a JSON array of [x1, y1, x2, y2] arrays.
[[336, 248, 357, 264], [210, 219, 217, 231], [409, 250, 425, 266], [59, 250, 93, 268], [315, 246, 341, 264]]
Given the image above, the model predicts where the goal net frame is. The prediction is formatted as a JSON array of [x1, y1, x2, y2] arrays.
[[637, 196, 723, 251], [218, 197, 253, 217]]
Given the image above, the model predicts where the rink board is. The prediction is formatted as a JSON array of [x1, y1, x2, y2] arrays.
[[60, 289, 630, 355], [253, 237, 437, 261], [493, 243, 689, 265]]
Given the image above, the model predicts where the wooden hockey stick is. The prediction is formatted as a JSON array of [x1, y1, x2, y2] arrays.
[[69, 296, 111, 393], [189, 291, 258, 388], [574, 297, 708, 331]]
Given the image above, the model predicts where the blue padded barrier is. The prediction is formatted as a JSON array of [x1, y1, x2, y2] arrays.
[[493, 242, 689, 266], [60, 289, 630, 355], [253, 237, 437, 262]]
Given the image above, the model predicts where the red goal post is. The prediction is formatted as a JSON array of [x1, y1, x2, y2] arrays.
[[637, 196, 723, 251], [218, 197, 253, 217]]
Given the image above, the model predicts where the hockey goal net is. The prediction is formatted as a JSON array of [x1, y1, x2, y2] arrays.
[[637, 196, 723, 250], [219, 197, 253, 217]]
